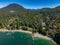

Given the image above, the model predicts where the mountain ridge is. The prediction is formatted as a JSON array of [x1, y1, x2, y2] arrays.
[[0, 3, 60, 15], [0, 3, 26, 12], [0, 3, 60, 11]]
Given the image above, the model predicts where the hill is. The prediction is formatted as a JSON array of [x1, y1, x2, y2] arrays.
[[0, 3, 27, 13], [0, 3, 60, 45]]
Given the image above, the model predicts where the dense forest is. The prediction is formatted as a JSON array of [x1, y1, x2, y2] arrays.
[[0, 4, 60, 45]]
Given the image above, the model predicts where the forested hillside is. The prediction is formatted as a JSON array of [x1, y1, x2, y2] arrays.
[[0, 3, 60, 45]]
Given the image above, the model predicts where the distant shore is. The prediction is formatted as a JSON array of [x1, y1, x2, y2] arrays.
[[0, 29, 57, 45]]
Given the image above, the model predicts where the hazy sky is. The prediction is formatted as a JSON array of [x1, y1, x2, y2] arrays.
[[0, 0, 60, 9]]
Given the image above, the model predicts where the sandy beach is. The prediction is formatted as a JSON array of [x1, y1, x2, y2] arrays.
[[0, 29, 52, 40], [0, 29, 57, 45]]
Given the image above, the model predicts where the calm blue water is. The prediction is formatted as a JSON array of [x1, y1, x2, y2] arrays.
[[0, 32, 54, 45]]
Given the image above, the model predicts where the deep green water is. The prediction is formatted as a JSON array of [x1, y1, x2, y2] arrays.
[[0, 32, 54, 45]]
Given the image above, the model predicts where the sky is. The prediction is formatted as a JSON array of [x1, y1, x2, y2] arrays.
[[0, 0, 60, 9]]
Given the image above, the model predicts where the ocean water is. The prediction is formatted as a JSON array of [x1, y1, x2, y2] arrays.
[[0, 32, 54, 45]]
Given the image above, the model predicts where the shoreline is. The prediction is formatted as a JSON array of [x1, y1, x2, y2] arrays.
[[0, 29, 32, 34], [0, 29, 57, 45]]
